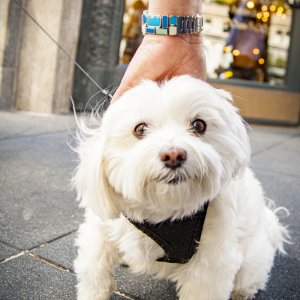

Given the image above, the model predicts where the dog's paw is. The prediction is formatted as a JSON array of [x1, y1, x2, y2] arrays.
[[231, 289, 256, 300], [77, 282, 116, 300]]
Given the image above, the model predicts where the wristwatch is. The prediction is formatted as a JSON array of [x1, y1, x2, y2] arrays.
[[142, 10, 204, 36]]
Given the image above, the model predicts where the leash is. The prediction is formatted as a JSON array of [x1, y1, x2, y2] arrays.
[[12, 0, 113, 100]]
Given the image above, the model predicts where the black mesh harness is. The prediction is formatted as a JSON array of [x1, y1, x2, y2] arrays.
[[125, 202, 209, 264]]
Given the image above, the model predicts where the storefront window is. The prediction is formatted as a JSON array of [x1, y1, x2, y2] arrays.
[[204, 0, 292, 86], [120, 0, 293, 87], [120, 0, 146, 64]]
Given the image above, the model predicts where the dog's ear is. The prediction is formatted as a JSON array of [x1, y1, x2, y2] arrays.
[[214, 88, 251, 177], [73, 125, 119, 220], [214, 88, 233, 103]]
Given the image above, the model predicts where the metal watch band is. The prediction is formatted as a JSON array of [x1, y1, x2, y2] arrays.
[[142, 10, 204, 36]]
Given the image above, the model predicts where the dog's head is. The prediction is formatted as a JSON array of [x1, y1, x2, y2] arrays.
[[73, 76, 250, 221]]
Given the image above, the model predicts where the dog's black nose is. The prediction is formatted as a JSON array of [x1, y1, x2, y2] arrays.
[[160, 147, 187, 169]]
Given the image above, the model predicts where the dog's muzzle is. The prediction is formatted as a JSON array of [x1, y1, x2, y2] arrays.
[[158, 146, 189, 184]]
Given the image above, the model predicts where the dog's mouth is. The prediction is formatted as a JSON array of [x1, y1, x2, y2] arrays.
[[157, 171, 189, 185], [166, 175, 187, 185]]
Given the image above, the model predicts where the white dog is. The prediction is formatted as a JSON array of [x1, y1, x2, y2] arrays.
[[73, 76, 289, 300]]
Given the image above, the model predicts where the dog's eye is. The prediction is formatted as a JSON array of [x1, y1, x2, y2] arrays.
[[133, 122, 148, 138], [191, 119, 206, 135]]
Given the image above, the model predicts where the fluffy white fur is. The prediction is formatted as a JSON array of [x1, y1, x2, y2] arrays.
[[73, 76, 289, 300]]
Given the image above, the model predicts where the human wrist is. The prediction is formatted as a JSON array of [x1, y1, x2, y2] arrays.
[[145, 1, 203, 36], [142, 33, 203, 52], [148, 0, 201, 15]]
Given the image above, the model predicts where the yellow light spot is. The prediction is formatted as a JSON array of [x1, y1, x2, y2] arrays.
[[258, 58, 265, 65], [262, 16, 269, 22], [261, 5, 268, 11], [253, 48, 260, 55], [270, 5, 276, 12], [247, 1, 255, 9], [224, 71, 233, 79], [263, 12, 270, 18], [256, 12, 262, 19], [232, 49, 240, 56], [224, 45, 232, 53], [277, 7, 284, 13]]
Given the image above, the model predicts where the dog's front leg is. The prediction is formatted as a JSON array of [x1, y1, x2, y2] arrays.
[[176, 252, 241, 300], [75, 218, 118, 300], [176, 267, 235, 300]]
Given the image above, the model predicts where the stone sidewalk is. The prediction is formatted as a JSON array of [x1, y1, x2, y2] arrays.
[[0, 110, 299, 300]]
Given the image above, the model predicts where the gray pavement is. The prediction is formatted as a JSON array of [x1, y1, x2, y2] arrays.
[[0, 110, 299, 300]]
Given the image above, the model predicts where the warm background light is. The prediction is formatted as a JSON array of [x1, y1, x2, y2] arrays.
[[261, 5, 268, 11], [247, 1, 255, 9], [262, 16, 269, 22], [232, 49, 240, 56], [277, 7, 284, 13], [224, 45, 232, 52], [253, 48, 260, 55]]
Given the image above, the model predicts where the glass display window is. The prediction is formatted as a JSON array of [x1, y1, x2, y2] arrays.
[[120, 0, 294, 87]]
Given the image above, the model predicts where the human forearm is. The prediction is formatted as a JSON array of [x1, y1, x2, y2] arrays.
[[113, 0, 206, 100], [148, 0, 202, 15]]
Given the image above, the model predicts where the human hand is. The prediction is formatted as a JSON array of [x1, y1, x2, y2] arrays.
[[113, 34, 206, 101]]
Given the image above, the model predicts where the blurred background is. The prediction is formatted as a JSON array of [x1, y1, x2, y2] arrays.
[[0, 2, 299, 299], [0, 0, 299, 124]]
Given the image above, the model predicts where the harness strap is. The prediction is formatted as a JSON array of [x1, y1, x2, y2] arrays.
[[126, 202, 209, 264]]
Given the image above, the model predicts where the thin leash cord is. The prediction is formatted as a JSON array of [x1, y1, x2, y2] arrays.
[[13, 0, 113, 100]]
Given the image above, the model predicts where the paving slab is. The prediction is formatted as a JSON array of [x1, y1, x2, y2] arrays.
[[252, 134, 300, 177], [248, 125, 299, 156], [0, 111, 75, 139], [34, 230, 297, 300], [0, 130, 83, 250], [116, 266, 177, 300], [254, 169, 300, 259], [0, 254, 77, 300], [0, 111, 299, 300], [111, 292, 135, 300], [32, 232, 177, 299], [116, 255, 300, 300], [255, 255, 300, 300], [32, 232, 77, 271], [0, 242, 20, 262]]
